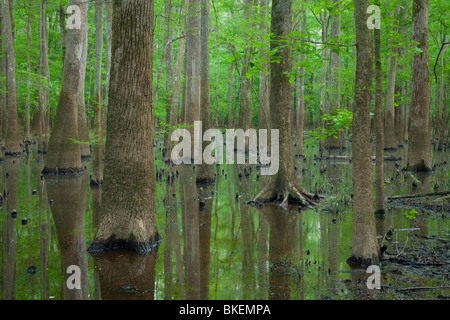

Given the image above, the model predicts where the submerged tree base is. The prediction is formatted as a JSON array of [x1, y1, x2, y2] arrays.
[[88, 233, 163, 253], [346, 254, 380, 268], [255, 180, 319, 208]]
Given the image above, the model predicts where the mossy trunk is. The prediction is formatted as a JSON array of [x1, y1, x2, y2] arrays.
[[88, 0, 161, 253]]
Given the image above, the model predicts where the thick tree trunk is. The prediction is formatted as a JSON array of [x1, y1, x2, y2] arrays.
[[43, 0, 88, 173], [91, 0, 104, 185], [254, 0, 316, 207], [2, 0, 21, 156], [197, 0, 215, 183], [347, 0, 380, 267], [407, 0, 432, 171], [88, 0, 161, 253]]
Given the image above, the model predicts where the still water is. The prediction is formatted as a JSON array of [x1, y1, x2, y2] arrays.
[[1, 142, 448, 300]]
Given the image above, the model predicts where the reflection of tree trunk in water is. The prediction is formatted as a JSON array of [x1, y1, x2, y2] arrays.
[[198, 184, 212, 300], [47, 174, 89, 300], [261, 206, 298, 300], [294, 211, 304, 299], [90, 185, 102, 300], [1, 157, 20, 299], [164, 175, 179, 299], [226, 165, 237, 240], [328, 215, 339, 278], [179, 165, 200, 299], [93, 250, 158, 300], [257, 213, 268, 300], [37, 156, 50, 299], [237, 168, 256, 299]]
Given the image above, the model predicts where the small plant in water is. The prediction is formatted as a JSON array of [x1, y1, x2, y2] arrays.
[[404, 209, 418, 220]]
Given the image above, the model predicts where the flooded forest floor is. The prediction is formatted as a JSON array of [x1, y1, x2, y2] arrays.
[[0, 137, 449, 300]]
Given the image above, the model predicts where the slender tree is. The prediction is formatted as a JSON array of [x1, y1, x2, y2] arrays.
[[196, 0, 215, 183], [88, 0, 161, 252], [347, 0, 380, 267], [2, 0, 21, 156]]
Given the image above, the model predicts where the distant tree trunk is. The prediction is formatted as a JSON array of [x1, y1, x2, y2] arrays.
[[183, 0, 202, 162], [254, 0, 316, 207], [407, 0, 432, 171], [258, 0, 270, 134], [237, 0, 254, 150], [77, 2, 91, 159], [24, 0, 33, 144], [40, 0, 50, 154], [88, 0, 161, 252], [103, 0, 112, 133], [91, 0, 104, 185], [163, 0, 174, 163], [374, 21, 385, 215], [384, 11, 399, 150], [59, 6, 67, 61], [347, 0, 380, 267], [2, 0, 21, 156], [325, 0, 344, 150], [197, 0, 215, 183], [319, 11, 329, 157], [43, 0, 89, 174], [295, 12, 306, 156]]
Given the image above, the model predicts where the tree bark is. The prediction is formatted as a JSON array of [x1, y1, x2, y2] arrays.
[[347, 0, 380, 267], [374, 23, 385, 215], [295, 12, 306, 156], [88, 0, 161, 252], [258, 0, 270, 134], [91, 0, 104, 185], [24, 0, 33, 144], [2, 0, 21, 156], [407, 0, 432, 171], [197, 0, 215, 183], [254, 0, 316, 207]]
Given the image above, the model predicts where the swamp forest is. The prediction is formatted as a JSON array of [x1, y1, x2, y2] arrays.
[[0, 0, 449, 302]]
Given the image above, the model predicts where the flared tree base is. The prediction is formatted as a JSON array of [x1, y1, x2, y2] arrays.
[[255, 179, 319, 208], [42, 167, 85, 175], [88, 233, 163, 253]]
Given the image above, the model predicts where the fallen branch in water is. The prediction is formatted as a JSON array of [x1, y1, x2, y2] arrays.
[[396, 286, 450, 292], [387, 190, 450, 200]]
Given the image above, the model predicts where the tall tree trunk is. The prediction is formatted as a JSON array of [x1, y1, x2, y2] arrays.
[[374, 21, 385, 215], [2, 0, 21, 156], [325, 0, 344, 150], [88, 0, 161, 252], [163, 0, 175, 163], [295, 12, 306, 156], [437, 43, 448, 150], [319, 11, 329, 157], [43, 0, 89, 174], [258, 0, 270, 134], [183, 0, 202, 162], [24, 0, 33, 144], [91, 0, 104, 185], [40, 0, 50, 154], [407, 0, 432, 171], [384, 15, 399, 150], [237, 0, 254, 151], [59, 6, 67, 62], [347, 0, 380, 267], [254, 0, 316, 207], [196, 0, 215, 183]]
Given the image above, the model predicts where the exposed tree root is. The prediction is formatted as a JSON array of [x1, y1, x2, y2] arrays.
[[255, 180, 319, 208]]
